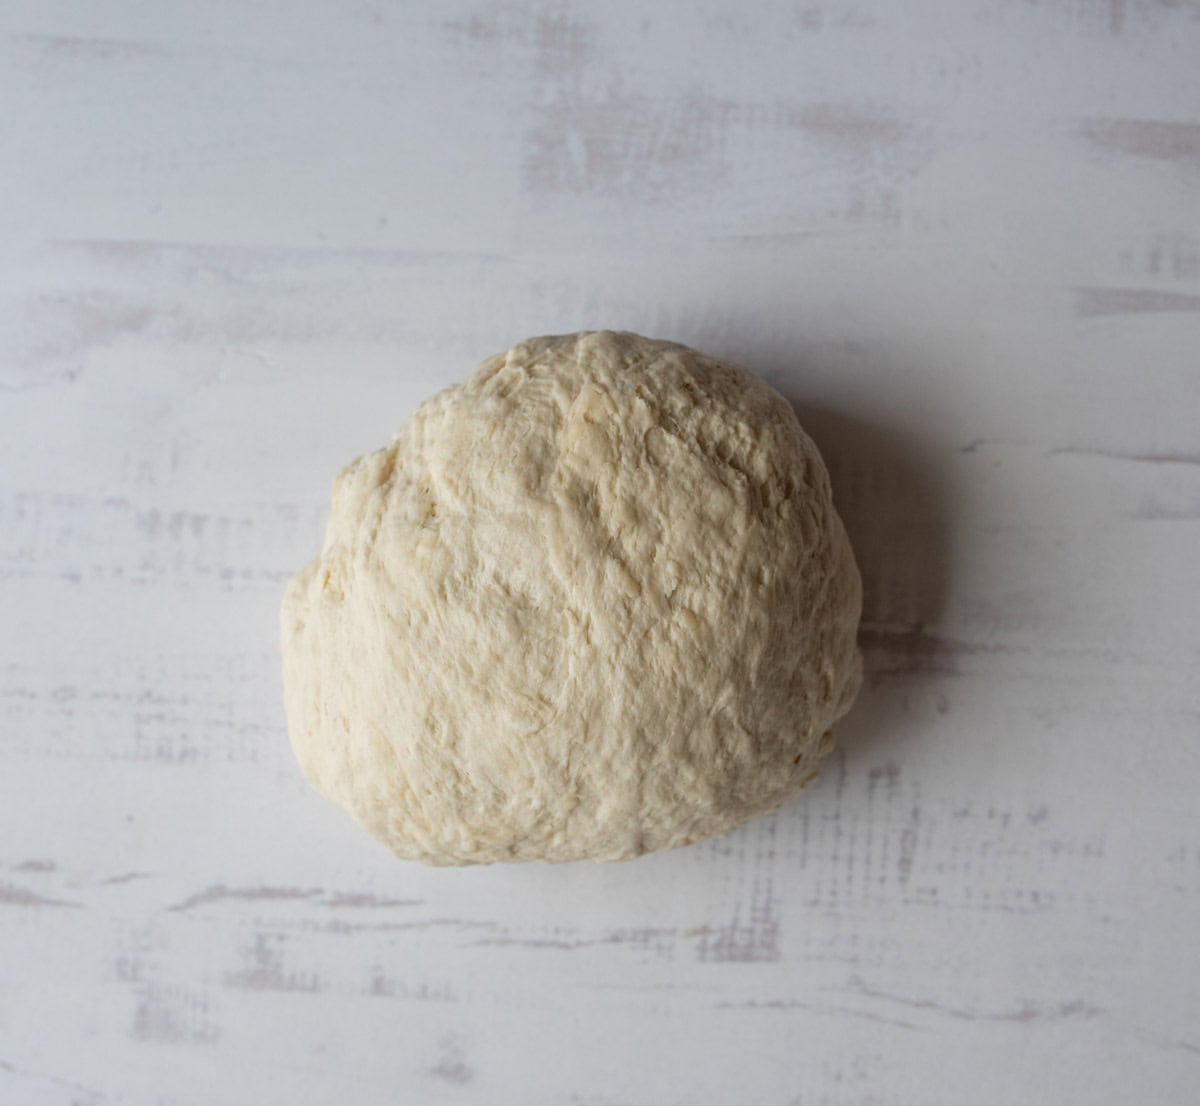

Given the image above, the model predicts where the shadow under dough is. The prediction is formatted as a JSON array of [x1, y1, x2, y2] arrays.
[[786, 402, 956, 765]]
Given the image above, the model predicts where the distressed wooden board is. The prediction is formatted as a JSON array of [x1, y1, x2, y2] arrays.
[[2, 1, 1198, 1104]]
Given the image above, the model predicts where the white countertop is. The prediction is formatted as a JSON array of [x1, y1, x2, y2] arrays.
[[2, 2, 1198, 1104]]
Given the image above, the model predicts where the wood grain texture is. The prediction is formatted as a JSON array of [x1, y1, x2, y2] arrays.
[[1, 1, 1198, 1104]]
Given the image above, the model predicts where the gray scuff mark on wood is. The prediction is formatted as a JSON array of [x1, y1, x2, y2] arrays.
[[605, 926, 678, 960], [866, 760, 901, 801], [130, 984, 220, 1046], [1049, 446, 1200, 466], [1021, 0, 1198, 36], [1129, 232, 1200, 280], [897, 803, 920, 887], [857, 622, 1006, 679], [49, 235, 508, 269], [0, 1056, 107, 1103], [7, 31, 176, 61], [697, 820, 782, 963], [321, 892, 424, 909], [1080, 117, 1200, 165], [0, 490, 321, 594], [443, 4, 596, 77], [715, 228, 830, 244], [115, 954, 145, 984], [716, 998, 926, 1032], [846, 979, 1104, 1023], [1074, 286, 1200, 318], [470, 934, 616, 951], [366, 969, 457, 1002], [959, 437, 1033, 455], [316, 916, 501, 936], [0, 362, 84, 394], [224, 933, 322, 994], [792, 3, 879, 32], [470, 925, 676, 956], [1102, 1024, 1199, 1057], [99, 871, 153, 886], [167, 883, 322, 912], [426, 1034, 475, 1085]]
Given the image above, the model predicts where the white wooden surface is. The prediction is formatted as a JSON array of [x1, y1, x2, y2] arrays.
[[2, 2, 1199, 1103]]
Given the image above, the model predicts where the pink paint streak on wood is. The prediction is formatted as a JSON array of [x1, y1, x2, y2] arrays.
[[442, 4, 595, 74], [1074, 286, 1200, 317], [524, 91, 910, 199], [0, 882, 81, 909], [522, 89, 740, 200], [1080, 118, 1200, 164], [775, 102, 910, 154], [9, 32, 174, 61]]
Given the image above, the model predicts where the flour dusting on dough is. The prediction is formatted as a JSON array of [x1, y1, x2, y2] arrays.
[[281, 331, 861, 864]]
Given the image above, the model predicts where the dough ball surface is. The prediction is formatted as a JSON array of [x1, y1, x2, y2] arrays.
[[281, 331, 861, 864]]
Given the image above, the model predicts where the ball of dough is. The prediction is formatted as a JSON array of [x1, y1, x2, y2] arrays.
[[281, 331, 861, 864]]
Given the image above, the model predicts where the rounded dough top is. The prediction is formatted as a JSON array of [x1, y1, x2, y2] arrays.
[[281, 331, 861, 864]]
